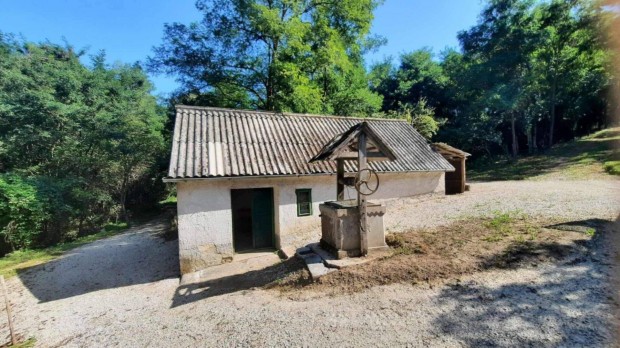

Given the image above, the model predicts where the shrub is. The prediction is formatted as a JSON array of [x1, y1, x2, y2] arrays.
[[0, 174, 48, 250], [603, 161, 620, 176]]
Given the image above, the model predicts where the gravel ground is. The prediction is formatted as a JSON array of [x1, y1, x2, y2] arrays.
[[385, 179, 620, 232], [2, 179, 619, 347]]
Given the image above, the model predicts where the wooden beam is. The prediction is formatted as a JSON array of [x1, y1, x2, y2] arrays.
[[336, 159, 344, 201], [358, 132, 368, 256], [333, 151, 392, 160]]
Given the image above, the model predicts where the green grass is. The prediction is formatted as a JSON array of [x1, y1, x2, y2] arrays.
[[486, 211, 514, 230], [12, 337, 36, 348], [483, 211, 517, 242], [469, 127, 620, 181], [585, 227, 596, 237], [158, 194, 177, 210], [0, 222, 128, 278], [603, 160, 620, 175]]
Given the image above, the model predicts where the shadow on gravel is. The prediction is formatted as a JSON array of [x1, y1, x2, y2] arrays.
[[431, 217, 619, 347], [17, 219, 179, 303], [171, 258, 306, 308], [547, 218, 610, 233]]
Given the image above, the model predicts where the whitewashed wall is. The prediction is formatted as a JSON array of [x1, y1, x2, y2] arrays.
[[176, 171, 444, 274]]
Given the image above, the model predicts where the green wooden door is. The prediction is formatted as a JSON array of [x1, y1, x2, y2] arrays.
[[251, 188, 274, 248]]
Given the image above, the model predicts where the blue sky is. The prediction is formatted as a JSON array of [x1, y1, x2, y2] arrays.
[[1, 0, 484, 96]]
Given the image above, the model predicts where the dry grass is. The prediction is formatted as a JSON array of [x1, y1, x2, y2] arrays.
[[271, 212, 603, 295]]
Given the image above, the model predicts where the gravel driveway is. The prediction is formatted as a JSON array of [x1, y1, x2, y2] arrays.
[[2, 179, 619, 347]]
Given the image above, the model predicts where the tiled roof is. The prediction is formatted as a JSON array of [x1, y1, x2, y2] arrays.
[[167, 106, 454, 179]]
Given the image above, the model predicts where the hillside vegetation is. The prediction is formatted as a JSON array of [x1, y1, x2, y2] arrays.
[[469, 127, 620, 181], [0, 35, 167, 254]]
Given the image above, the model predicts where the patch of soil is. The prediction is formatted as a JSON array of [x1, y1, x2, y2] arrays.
[[271, 215, 609, 296]]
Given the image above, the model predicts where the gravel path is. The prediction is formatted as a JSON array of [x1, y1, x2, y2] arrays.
[[385, 179, 620, 232], [2, 180, 619, 347]]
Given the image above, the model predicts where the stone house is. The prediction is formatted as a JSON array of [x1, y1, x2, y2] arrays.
[[164, 105, 454, 274]]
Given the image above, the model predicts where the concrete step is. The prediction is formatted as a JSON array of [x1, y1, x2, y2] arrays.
[[297, 251, 336, 280]]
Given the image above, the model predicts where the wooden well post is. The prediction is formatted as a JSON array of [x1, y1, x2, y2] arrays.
[[357, 132, 368, 256], [336, 159, 345, 201]]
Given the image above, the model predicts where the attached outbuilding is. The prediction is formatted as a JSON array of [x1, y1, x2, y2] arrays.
[[431, 143, 471, 195], [164, 106, 454, 274]]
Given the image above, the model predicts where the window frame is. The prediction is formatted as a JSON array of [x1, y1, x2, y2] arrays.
[[295, 188, 313, 217]]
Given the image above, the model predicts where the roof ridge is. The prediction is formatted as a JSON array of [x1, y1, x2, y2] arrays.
[[175, 105, 408, 123]]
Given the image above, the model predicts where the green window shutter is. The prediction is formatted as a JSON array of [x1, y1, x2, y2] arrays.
[[296, 189, 312, 217]]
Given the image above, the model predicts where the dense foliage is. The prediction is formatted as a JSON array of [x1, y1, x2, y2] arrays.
[[371, 0, 616, 157], [0, 34, 166, 251], [151, 0, 615, 156], [148, 0, 385, 116]]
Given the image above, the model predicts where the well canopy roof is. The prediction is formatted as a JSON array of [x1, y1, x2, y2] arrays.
[[309, 121, 397, 162], [167, 106, 454, 179]]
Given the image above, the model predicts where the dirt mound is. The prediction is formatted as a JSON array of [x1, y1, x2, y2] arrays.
[[272, 213, 606, 295]]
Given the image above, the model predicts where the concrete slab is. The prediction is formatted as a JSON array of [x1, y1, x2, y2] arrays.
[[296, 242, 391, 280], [307, 263, 336, 280], [303, 254, 336, 280], [180, 252, 281, 285]]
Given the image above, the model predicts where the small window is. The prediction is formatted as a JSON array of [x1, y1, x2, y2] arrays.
[[296, 189, 312, 217]]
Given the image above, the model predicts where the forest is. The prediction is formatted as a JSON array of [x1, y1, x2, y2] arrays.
[[0, 0, 617, 252]]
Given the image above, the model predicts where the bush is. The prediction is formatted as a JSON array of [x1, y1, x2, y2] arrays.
[[603, 161, 620, 176], [0, 173, 77, 252], [0, 174, 48, 250]]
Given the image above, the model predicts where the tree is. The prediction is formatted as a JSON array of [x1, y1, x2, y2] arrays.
[[531, 0, 612, 146], [384, 99, 443, 139], [0, 34, 166, 249], [370, 48, 447, 112], [148, 0, 384, 116], [457, 0, 538, 157], [369, 0, 614, 159]]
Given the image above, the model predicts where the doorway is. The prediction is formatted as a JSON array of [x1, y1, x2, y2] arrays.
[[231, 188, 275, 252]]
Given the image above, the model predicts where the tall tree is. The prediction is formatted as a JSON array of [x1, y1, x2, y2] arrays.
[[458, 0, 538, 157], [148, 0, 383, 116], [532, 0, 612, 146]]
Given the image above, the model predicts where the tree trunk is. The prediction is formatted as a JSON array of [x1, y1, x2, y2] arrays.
[[533, 122, 538, 153], [120, 191, 128, 223], [266, 58, 274, 110], [548, 75, 557, 148], [119, 172, 129, 223], [527, 124, 533, 155], [511, 113, 518, 158], [265, 39, 279, 111]]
